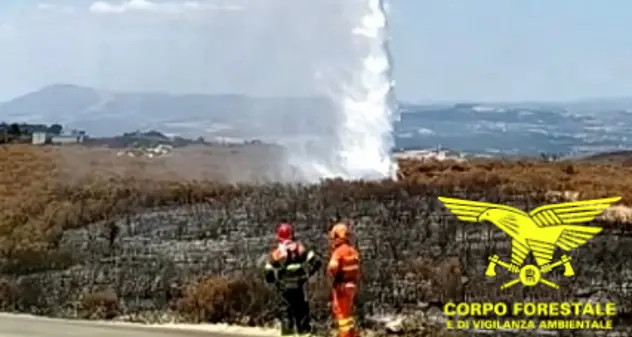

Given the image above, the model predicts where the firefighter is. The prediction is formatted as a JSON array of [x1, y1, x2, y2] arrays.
[[265, 223, 322, 337], [327, 222, 360, 337]]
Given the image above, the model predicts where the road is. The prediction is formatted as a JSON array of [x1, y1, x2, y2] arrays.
[[0, 314, 277, 337]]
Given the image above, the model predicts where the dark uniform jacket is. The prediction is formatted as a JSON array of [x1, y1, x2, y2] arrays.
[[264, 241, 321, 289]]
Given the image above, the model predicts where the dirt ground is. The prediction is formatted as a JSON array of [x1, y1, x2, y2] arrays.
[[51, 144, 292, 184]]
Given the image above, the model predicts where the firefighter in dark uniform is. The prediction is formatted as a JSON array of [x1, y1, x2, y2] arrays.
[[265, 223, 322, 337]]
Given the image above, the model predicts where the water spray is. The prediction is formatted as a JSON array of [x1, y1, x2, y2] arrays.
[[337, 0, 398, 180], [282, 0, 398, 182]]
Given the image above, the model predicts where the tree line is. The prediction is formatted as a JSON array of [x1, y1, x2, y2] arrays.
[[0, 122, 63, 143]]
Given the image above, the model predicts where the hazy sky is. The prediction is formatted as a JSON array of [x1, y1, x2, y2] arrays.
[[1, 0, 631, 103]]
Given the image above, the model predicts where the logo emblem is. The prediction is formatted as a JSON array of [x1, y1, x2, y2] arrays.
[[438, 196, 620, 289]]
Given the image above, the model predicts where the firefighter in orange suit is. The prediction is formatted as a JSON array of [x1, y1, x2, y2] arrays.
[[327, 222, 360, 337], [265, 223, 321, 337]]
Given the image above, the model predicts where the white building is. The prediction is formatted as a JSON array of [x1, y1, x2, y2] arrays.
[[32, 132, 48, 145], [51, 134, 84, 144]]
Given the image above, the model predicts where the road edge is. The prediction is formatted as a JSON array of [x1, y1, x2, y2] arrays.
[[0, 313, 279, 336]]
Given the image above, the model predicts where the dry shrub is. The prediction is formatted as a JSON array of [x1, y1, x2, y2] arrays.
[[0, 278, 18, 310], [0, 248, 75, 275], [80, 290, 120, 319], [403, 256, 464, 302], [176, 274, 277, 325], [398, 157, 632, 203]]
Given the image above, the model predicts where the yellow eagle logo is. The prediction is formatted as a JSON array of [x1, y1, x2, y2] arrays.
[[438, 196, 620, 289]]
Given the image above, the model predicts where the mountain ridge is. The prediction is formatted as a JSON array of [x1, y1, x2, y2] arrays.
[[8, 83, 632, 109], [0, 84, 339, 139]]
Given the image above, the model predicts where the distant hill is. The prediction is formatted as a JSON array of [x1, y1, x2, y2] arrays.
[[0, 84, 338, 140], [575, 150, 632, 163], [4, 84, 632, 156]]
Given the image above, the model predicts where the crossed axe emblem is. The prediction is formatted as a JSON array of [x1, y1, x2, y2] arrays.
[[484, 254, 575, 289]]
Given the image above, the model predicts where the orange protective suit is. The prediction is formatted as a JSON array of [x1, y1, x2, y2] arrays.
[[327, 223, 360, 337]]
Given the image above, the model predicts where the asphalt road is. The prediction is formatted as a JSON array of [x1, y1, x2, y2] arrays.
[[0, 314, 276, 337]]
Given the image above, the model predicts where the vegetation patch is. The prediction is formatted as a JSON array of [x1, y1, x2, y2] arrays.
[[1, 145, 631, 333]]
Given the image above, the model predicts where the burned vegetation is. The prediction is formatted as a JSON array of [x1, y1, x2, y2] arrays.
[[1, 145, 632, 334]]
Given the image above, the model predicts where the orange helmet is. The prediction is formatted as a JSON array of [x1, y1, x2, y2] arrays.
[[329, 222, 351, 247]]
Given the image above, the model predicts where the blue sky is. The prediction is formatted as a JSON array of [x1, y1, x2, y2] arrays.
[[0, 0, 631, 103], [391, 0, 632, 103]]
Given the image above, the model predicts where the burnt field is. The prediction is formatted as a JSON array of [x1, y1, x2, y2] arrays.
[[1, 145, 632, 335]]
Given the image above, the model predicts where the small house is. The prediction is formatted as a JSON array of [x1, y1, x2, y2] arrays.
[[32, 132, 49, 145]]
